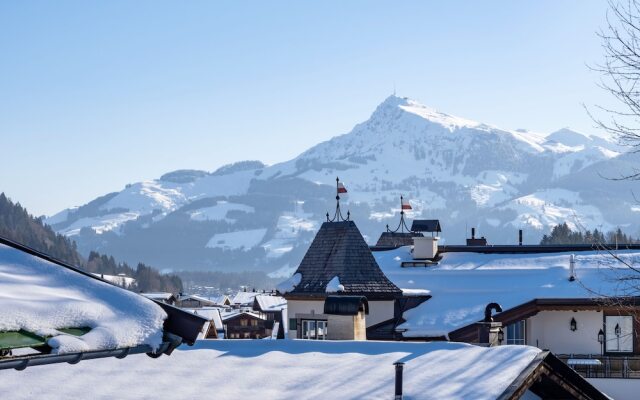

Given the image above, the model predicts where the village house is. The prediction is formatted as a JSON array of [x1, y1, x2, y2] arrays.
[[176, 294, 220, 308], [278, 218, 430, 340], [252, 294, 287, 339], [140, 292, 177, 305], [221, 310, 274, 339], [276, 187, 640, 398]]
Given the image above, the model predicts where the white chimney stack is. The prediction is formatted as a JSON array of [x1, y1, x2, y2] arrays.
[[413, 236, 439, 259]]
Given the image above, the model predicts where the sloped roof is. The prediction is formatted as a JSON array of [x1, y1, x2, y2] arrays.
[[373, 246, 640, 337], [0, 236, 206, 370], [254, 295, 287, 312], [141, 292, 175, 301], [286, 221, 401, 299], [374, 231, 422, 248], [232, 291, 260, 305], [410, 219, 441, 233]]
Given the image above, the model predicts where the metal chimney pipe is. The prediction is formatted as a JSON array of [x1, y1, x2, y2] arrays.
[[471, 227, 476, 239], [394, 362, 404, 400], [569, 254, 576, 282], [518, 230, 523, 246]]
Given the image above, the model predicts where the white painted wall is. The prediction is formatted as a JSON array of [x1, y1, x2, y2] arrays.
[[287, 300, 325, 334], [287, 299, 395, 336], [587, 378, 640, 400], [524, 310, 603, 355], [366, 300, 395, 326]]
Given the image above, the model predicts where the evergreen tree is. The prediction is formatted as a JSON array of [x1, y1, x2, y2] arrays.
[[0, 192, 182, 293]]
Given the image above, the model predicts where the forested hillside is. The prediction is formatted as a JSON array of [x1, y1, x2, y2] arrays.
[[0, 193, 182, 293], [539, 222, 639, 245]]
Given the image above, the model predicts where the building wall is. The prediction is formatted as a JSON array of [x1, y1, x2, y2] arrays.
[[326, 315, 354, 340], [287, 299, 394, 338], [366, 301, 395, 327], [524, 310, 602, 354]]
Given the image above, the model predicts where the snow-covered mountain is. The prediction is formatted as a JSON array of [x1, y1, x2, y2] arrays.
[[46, 95, 640, 276]]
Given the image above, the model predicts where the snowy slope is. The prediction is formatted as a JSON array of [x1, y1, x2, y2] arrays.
[[45, 95, 640, 274], [0, 340, 541, 400]]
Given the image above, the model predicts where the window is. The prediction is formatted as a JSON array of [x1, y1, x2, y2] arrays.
[[251, 319, 258, 327], [289, 318, 297, 330], [244, 332, 250, 339], [301, 319, 327, 340], [605, 316, 633, 353], [240, 319, 248, 327], [507, 320, 526, 345]]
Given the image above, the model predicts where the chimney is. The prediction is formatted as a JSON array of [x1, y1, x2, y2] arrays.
[[413, 236, 439, 259], [466, 227, 487, 246], [518, 230, 523, 246], [476, 303, 503, 346], [569, 254, 576, 281], [394, 362, 404, 400]]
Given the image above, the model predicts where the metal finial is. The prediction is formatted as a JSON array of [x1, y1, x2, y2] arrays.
[[347, 211, 350, 221], [326, 212, 330, 222]]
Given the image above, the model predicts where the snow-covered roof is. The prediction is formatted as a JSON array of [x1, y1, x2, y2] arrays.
[[231, 291, 260, 305], [183, 308, 223, 331], [220, 310, 264, 322], [210, 294, 231, 305], [178, 294, 217, 305], [0, 340, 544, 399], [254, 295, 287, 312], [141, 292, 175, 301], [0, 243, 166, 354], [90, 273, 136, 288], [373, 246, 640, 337]]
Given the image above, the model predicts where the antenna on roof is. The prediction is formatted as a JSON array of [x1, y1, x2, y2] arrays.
[[387, 195, 412, 233], [327, 177, 350, 222]]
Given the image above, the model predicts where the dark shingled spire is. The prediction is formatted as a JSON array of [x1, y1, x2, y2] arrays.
[[286, 220, 402, 299], [375, 231, 423, 248]]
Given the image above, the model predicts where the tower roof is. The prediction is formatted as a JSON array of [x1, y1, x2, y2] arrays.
[[286, 221, 402, 299]]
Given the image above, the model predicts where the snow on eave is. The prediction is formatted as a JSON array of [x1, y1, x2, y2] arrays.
[[255, 295, 287, 312], [325, 276, 344, 293], [276, 272, 302, 294], [401, 288, 431, 297], [141, 292, 175, 301], [0, 239, 167, 354]]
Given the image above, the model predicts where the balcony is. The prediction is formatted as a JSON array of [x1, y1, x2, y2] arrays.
[[556, 354, 640, 379]]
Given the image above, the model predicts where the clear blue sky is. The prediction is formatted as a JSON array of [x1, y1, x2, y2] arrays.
[[0, 1, 617, 216]]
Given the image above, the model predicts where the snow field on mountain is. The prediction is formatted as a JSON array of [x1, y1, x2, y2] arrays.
[[189, 201, 254, 222], [262, 207, 319, 258], [499, 189, 611, 231], [58, 211, 141, 236], [0, 340, 541, 400], [206, 228, 268, 251]]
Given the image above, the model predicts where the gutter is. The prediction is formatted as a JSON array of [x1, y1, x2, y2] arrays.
[[0, 344, 154, 371]]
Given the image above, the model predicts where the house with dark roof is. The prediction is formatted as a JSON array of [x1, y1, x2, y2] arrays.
[[278, 220, 429, 340]]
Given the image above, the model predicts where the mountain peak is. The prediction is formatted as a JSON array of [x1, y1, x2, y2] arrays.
[[372, 95, 481, 131], [546, 128, 592, 147]]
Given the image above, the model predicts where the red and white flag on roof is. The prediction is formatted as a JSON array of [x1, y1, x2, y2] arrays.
[[337, 182, 348, 194], [401, 197, 412, 210]]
